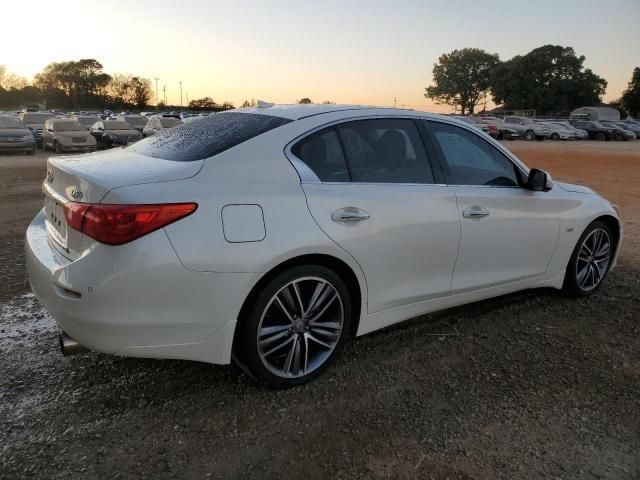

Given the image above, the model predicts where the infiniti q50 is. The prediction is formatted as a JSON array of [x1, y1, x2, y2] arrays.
[[26, 104, 622, 387]]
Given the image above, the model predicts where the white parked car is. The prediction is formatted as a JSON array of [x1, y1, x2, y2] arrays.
[[536, 121, 572, 140], [26, 104, 622, 387], [142, 115, 183, 137]]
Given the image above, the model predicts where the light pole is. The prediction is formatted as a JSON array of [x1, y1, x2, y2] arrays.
[[154, 77, 159, 110], [163, 84, 166, 106], [179, 81, 183, 109]]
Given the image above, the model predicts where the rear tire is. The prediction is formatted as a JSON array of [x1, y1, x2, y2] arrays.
[[594, 132, 606, 141], [563, 220, 614, 297], [54, 141, 62, 153], [525, 130, 535, 141], [235, 265, 352, 388], [550, 133, 560, 140]]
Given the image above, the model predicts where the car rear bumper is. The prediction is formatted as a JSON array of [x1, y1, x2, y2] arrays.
[[59, 144, 97, 152], [25, 209, 258, 364]]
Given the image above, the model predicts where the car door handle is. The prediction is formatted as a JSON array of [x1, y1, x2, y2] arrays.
[[463, 207, 490, 219], [332, 207, 370, 223]]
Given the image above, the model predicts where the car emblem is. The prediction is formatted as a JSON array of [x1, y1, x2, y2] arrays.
[[71, 189, 83, 200], [46, 170, 54, 183]]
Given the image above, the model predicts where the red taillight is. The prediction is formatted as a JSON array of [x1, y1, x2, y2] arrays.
[[63, 202, 197, 245], [488, 125, 498, 134]]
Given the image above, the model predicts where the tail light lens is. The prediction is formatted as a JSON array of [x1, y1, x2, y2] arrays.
[[63, 202, 197, 245]]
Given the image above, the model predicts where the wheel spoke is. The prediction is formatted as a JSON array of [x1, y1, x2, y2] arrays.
[[306, 281, 328, 317], [283, 336, 297, 374], [280, 286, 300, 319], [577, 264, 590, 284], [308, 291, 338, 323], [259, 324, 291, 337], [292, 282, 306, 318], [274, 296, 295, 323], [306, 332, 333, 350], [262, 334, 294, 357]]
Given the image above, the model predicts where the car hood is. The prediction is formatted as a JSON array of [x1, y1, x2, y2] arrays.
[[556, 182, 595, 194]]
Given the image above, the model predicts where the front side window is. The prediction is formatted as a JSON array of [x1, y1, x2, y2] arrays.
[[428, 122, 520, 187], [335, 118, 434, 184], [291, 128, 350, 182]]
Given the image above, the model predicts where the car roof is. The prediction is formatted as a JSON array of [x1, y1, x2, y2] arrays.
[[235, 103, 422, 120]]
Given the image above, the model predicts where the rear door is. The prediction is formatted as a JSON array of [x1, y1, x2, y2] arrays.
[[424, 120, 563, 293], [294, 117, 460, 313]]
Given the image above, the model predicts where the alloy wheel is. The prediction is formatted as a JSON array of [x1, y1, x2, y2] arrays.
[[257, 276, 344, 379], [576, 228, 611, 292]]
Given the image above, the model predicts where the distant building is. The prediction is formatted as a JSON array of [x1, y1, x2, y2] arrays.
[[570, 106, 620, 121]]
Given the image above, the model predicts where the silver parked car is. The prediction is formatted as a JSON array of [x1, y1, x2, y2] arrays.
[[0, 115, 36, 154], [42, 119, 97, 153], [143, 116, 183, 137], [503, 116, 550, 141]]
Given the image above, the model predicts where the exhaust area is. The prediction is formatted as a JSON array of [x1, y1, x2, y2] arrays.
[[59, 331, 89, 356]]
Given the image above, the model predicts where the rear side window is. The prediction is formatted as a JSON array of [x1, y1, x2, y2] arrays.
[[292, 118, 435, 184], [336, 119, 434, 184], [128, 112, 292, 161], [291, 128, 350, 182]]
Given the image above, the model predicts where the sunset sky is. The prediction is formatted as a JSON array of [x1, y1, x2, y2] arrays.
[[3, 0, 639, 111]]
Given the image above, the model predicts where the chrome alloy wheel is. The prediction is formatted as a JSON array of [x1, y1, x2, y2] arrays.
[[257, 276, 344, 379], [576, 227, 611, 292]]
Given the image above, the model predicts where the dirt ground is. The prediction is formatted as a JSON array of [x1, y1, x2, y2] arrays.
[[0, 142, 639, 479]]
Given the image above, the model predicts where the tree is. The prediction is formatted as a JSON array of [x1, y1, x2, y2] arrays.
[[189, 96, 218, 109], [241, 99, 256, 108], [130, 77, 152, 108], [33, 59, 111, 108], [425, 48, 500, 114], [621, 67, 640, 117], [298, 97, 312, 104], [490, 45, 607, 115], [0, 65, 28, 90]]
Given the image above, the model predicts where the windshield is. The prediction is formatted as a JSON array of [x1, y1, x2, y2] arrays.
[[128, 111, 292, 161], [0, 116, 24, 128], [54, 121, 86, 132], [21, 113, 54, 124], [105, 121, 134, 130], [159, 118, 182, 128]]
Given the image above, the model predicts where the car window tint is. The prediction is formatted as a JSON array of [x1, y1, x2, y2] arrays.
[[291, 128, 350, 182], [129, 111, 292, 161], [428, 122, 519, 187], [335, 119, 434, 184]]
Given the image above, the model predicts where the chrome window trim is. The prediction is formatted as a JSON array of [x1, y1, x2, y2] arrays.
[[283, 113, 530, 187]]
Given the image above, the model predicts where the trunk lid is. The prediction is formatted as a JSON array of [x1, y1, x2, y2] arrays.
[[43, 149, 203, 259]]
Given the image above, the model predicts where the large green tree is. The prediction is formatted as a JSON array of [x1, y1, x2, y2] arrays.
[[621, 67, 640, 117], [425, 48, 500, 114], [490, 45, 607, 115]]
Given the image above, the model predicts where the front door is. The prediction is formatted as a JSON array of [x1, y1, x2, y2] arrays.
[[293, 118, 461, 313], [425, 120, 563, 293]]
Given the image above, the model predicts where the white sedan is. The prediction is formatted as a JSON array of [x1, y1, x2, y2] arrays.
[[26, 104, 622, 387]]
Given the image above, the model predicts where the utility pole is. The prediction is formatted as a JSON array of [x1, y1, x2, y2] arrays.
[[179, 81, 183, 109], [163, 84, 166, 106], [154, 77, 159, 110], [186, 93, 189, 106]]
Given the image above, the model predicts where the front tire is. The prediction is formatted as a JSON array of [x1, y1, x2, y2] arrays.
[[594, 132, 606, 141], [235, 265, 352, 388], [551, 133, 560, 140], [525, 130, 535, 141], [563, 221, 613, 297]]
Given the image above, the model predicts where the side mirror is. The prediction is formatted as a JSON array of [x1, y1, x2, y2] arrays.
[[47, 128, 53, 132], [528, 168, 553, 192]]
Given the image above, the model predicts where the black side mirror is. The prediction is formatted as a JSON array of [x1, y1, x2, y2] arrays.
[[528, 168, 553, 192]]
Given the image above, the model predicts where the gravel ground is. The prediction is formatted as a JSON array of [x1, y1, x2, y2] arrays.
[[1, 144, 639, 479]]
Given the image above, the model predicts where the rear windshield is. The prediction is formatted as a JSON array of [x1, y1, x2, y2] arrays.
[[128, 111, 292, 161], [0, 116, 24, 128]]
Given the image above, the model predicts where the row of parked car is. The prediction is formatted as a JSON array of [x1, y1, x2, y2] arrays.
[[453, 115, 640, 142], [0, 111, 189, 154]]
